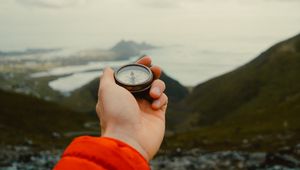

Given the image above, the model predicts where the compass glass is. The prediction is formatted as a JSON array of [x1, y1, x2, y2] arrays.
[[116, 65, 151, 85]]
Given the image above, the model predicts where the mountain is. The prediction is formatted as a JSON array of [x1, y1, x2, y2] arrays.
[[161, 72, 189, 103], [110, 40, 156, 59], [187, 34, 300, 126], [0, 90, 96, 149], [164, 34, 300, 151]]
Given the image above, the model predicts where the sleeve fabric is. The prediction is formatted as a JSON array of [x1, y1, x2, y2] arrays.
[[53, 136, 150, 170]]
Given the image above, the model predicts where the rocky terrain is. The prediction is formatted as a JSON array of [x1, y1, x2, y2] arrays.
[[1, 144, 300, 170], [152, 144, 300, 170]]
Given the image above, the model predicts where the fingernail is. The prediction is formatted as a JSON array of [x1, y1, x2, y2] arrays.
[[153, 100, 160, 107], [153, 87, 161, 96]]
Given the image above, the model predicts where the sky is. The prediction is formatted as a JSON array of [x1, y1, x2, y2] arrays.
[[1, 0, 300, 51]]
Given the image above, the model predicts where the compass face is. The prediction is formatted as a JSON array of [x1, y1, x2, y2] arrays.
[[115, 64, 152, 85]]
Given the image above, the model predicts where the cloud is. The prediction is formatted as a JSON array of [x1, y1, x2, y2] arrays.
[[16, 0, 90, 8], [135, 0, 183, 8], [134, 0, 199, 8]]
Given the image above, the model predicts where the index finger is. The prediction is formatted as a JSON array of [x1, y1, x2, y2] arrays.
[[150, 65, 161, 79], [136, 55, 152, 67], [136, 55, 161, 79]]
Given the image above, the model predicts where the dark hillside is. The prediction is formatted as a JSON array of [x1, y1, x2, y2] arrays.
[[187, 34, 300, 126], [0, 90, 96, 149], [164, 34, 300, 151]]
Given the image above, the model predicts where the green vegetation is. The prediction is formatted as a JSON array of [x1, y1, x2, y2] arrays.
[[0, 90, 97, 149], [161, 72, 189, 103], [61, 77, 99, 113], [163, 34, 300, 151]]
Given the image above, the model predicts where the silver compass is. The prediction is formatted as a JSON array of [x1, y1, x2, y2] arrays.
[[114, 64, 153, 93]]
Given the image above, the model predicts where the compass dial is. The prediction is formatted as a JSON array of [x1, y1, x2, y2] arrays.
[[117, 66, 149, 85], [114, 64, 153, 93]]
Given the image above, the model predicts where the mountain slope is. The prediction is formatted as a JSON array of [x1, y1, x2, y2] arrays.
[[186, 34, 300, 126], [163, 34, 300, 151], [0, 90, 96, 149]]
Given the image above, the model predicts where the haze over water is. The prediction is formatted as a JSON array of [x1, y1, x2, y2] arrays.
[[1, 0, 300, 86]]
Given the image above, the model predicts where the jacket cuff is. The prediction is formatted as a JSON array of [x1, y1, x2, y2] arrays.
[[61, 136, 150, 170]]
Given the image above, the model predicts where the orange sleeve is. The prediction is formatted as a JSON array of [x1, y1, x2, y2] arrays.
[[53, 136, 150, 170]]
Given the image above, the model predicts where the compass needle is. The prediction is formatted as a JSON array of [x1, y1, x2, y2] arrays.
[[114, 64, 154, 99]]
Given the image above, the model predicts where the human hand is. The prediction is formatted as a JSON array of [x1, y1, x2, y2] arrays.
[[96, 56, 168, 161]]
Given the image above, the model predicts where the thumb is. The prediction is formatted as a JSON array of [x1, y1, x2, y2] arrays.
[[100, 67, 115, 88]]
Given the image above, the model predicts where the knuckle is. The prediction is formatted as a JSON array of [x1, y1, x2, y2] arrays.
[[163, 93, 168, 102], [95, 102, 100, 113], [161, 80, 166, 89], [98, 86, 107, 99], [155, 79, 165, 88]]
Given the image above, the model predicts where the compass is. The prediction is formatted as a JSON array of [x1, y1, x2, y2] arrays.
[[114, 64, 154, 94]]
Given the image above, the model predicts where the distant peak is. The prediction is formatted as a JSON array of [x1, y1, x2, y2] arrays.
[[110, 40, 156, 59]]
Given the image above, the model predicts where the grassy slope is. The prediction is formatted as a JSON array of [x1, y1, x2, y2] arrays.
[[163, 34, 300, 151], [61, 78, 99, 113], [0, 90, 97, 149]]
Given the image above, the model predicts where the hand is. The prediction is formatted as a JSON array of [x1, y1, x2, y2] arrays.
[[96, 56, 168, 161]]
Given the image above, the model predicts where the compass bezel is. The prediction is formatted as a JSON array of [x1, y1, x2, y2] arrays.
[[114, 63, 154, 93]]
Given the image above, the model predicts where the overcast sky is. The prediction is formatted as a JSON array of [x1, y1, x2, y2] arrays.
[[0, 0, 300, 50]]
